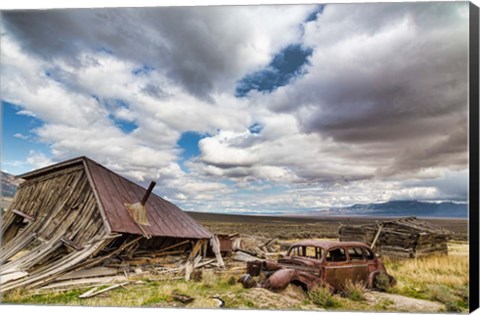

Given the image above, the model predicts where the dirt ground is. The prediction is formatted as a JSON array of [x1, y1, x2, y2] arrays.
[[188, 212, 468, 240], [365, 291, 444, 312]]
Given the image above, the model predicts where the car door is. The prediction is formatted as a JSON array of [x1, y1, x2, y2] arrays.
[[346, 246, 370, 284], [323, 246, 352, 290]]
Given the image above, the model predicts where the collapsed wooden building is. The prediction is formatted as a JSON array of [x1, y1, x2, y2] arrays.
[[1, 156, 222, 293], [338, 217, 451, 258]]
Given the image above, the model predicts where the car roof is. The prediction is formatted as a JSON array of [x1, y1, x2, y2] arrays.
[[288, 240, 371, 251]]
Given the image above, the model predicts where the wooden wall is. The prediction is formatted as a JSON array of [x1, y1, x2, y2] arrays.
[[0, 167, 109, 292]]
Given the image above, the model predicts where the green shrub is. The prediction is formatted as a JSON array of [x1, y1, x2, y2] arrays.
[[343, 280, 366, 301], [427, 285, 466, 312], [373, 272, 393, 292], [226, 275, 237, 285], [308, 286, 340, 308], [445, 301, 463, 313]]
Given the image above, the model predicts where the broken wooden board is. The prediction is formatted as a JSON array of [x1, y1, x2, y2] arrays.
[[233, 251, 265, 262], [56, 266, 119, 281], [0, 270, 29, 284], [79, 282, 129, 299], [39, 275, 129, 290]]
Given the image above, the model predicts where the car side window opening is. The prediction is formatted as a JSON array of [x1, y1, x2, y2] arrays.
[[291, 246, 301, 256], [326, 248, 347, 262], [348, 247, 366, 261], [290, 246, 324, 259], [290, 246, 305, 257], [362, 247, 375, 260]]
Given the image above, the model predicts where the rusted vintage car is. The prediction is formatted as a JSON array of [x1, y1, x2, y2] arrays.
[[240, 240, 396, 292]]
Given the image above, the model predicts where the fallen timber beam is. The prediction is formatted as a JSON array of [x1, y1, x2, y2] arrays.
[[61, 237, 85, 251], [0, 271, 29, 285], [72, 236, 143, 272], [0, 237, 110, 293], [155, 239, 190, 254], [57, 267, 119, 281], [40, 275, 128, 290], [12, 209, 36, 222], [79, 282, 129, 299], [127, 250, 185, 265]]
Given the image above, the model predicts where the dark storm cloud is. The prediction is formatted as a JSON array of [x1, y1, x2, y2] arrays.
[[260, 2, 469, 178], [2, 6, 311, 102], [402, 169, 468, 201], [141, 84, 171, 100], [2, 8, 207, 99]]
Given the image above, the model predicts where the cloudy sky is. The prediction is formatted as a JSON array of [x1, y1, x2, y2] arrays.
[[1, 2, 470, 214]]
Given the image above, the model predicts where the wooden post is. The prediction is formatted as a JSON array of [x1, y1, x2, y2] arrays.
[[371, 223, 383, 249], [202, 240, 208, 258], [185, 241, 203, 281], [210, 236, 225, 268]]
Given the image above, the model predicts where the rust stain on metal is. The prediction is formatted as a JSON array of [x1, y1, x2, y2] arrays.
[[217, 235, 233, 253], [124, 181, 156, 229]]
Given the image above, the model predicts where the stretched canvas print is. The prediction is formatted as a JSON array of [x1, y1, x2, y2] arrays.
[[0, 1, 479, 314]]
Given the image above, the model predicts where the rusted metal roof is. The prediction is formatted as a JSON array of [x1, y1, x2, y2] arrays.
[[19, 156, 212, 240]]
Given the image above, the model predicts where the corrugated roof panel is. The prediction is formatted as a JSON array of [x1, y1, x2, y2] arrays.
[[83, 158, 212, 239], [83, 159, 139, 234]]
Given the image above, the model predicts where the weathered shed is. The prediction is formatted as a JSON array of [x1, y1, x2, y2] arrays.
[[338, 217, 451, 258], [1, 156, 218, 292]]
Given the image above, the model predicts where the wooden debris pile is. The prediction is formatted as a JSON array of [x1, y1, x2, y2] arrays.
[[229, 236, 281, 262], [339, 216, 452, 258]]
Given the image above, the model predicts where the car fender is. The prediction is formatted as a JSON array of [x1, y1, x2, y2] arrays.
[[266, 268, 298, 290]]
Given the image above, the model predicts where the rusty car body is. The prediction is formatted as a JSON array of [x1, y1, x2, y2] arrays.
[[242, 240, 395, 292]]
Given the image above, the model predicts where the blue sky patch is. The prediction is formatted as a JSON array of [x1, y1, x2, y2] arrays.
[[1, 101, 50, 174], [177, 131, 208, 172], [305, 5, 325, 22], [132, 64, 155, 76], [235, 44, 313, 97], [112, 118, 138, 133], [103, 99, 138, 133], [248, 123, 263, 134]]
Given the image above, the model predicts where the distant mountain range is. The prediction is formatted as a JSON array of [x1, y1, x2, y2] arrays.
[[325, 200, 468, 218], [1, 171, 22, 198]]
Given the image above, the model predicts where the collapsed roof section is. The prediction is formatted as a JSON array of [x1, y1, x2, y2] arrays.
[[19, 156, 212, 240]]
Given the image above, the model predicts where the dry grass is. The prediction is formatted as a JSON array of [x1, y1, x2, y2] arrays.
[[1, 272, 318, 310], [385, 253, 468, 289], [384, 241, 469, 312], [448, 241, 469, 256]]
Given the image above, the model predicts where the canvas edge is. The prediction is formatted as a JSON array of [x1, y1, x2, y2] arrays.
[[469, 1, 479, 313]]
